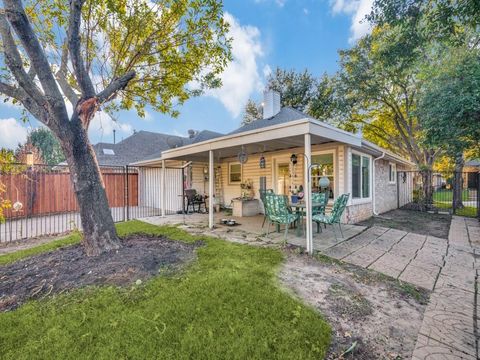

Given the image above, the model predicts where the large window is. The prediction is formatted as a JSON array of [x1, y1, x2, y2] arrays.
[[352, 153, 371, 199], [229, 163, 242, 183], [311, 153, 334, 198]]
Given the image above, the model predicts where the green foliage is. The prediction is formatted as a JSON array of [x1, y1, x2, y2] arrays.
[[5, 0, 231, 118], [266, 67, 317, 113], [27, 128, 65, 165], [240, 98, 262, 126], [335, 25, 427, 164], [418, 48, 480, 156], [0, 221, 331, 359]]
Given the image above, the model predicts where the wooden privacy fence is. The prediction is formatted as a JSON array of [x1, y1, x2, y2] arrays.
[[0, 164, 138, 219]]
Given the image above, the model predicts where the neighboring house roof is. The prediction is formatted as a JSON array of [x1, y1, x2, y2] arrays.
[[92, 130, 223, 166], [465, 159, 480, 167], [228, 107, 307, 135]]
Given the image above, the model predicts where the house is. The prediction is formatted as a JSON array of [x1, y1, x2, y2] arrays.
[[464, 159, 479, 189], [133, 90, 414, 247], [92, 129, 223, 167]]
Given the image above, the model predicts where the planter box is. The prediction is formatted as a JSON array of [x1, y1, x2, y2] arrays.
[[232, 199, 260, 217]]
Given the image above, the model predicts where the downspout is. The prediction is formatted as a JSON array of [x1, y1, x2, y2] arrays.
[[372, 152, 386, 216]]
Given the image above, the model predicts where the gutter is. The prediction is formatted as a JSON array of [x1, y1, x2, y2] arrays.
[[372, 151, 386, 216]]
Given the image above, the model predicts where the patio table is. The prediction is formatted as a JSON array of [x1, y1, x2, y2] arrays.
[[288, 201, 323, 237]]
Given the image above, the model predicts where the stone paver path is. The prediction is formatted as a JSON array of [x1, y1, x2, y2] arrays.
[[317, 216, 479, 359], [412, 217, 479, 359], [318, 226, 446, 291]]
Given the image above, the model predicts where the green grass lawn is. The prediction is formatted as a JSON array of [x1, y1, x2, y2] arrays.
[[434, 202, 477, 217], [0, 221, 331, 360], [433, 189, 470, 202]]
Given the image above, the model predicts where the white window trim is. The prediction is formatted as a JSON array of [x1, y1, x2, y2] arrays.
[[311, 149, 337, 200], [388, 162, 397, 184], [228, 162, 242, 184], [350, 150, 372, 204]]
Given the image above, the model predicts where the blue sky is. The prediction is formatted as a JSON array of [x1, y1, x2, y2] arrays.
[[0, 0, 372, 149]]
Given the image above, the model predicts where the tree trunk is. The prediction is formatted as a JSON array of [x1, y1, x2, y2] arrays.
[[452, 153, 465, 212], [61, 120, 121, 256]]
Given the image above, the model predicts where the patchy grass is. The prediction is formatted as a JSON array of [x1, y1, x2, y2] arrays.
[[0, 220, 331, 359], [0, 233, 81, 266]]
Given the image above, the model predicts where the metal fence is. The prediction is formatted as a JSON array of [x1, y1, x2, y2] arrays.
[[0, 164, 184, 243], [397, 170, 480, 218]]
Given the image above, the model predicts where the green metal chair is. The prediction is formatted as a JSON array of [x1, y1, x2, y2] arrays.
[[266, 194, 299, 240], [312, 192, 329, 216], [260, 189, 274, 229], [312, 193, 350, 240]]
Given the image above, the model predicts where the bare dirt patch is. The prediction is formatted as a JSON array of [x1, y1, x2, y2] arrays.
[[279, 250, 429, 360], [358, 209, 451, 238], [0, 235, 201, 311]]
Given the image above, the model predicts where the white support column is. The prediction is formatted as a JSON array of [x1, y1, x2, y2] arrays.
[[208, 150, 214, 229], [304, 133, 313, 254], [161, 159, 166, 217]]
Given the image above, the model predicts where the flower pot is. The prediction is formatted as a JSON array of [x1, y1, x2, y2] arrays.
[[291, 195, 299, 204]]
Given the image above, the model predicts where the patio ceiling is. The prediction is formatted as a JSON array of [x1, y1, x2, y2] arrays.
[[136, 119, 362, 164]]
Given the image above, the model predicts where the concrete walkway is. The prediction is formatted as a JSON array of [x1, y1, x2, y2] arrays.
[[412, 217, 479, 359], [313, 226, 447, 291]]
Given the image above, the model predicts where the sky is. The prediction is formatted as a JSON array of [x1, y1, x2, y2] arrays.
[[0, 0, 373, 149]]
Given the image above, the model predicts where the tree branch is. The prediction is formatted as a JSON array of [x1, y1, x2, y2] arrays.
[[0, 13, 45, 107], [96, 70, 136, 104], [67, 0, 95, 97], [55, 40, 79, 105], [0, 81, 49, 124], [3, 0, 69, 123]]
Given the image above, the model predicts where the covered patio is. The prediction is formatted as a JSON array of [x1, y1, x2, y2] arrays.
[[145, 114, 363, 254], [142, 211, 366, 250]]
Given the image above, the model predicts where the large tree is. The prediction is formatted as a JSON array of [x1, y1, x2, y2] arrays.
[[0, 0, 230, 255], [0, 148, 14, 222], [418, 47, 480, 209], [27, 127, 65, 165]]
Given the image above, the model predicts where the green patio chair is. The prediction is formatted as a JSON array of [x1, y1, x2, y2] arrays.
[[312, 193, 350, 240], [312, 192, 329, 216], [260, 189, 274, 229], [266, 194, 299, 240]]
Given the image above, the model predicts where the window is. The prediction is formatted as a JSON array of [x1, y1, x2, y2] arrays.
[[352, 153, 371, 199], [311, 153, 334, 198], [389, 163, 396, 184], [229, 163, 242, 183]]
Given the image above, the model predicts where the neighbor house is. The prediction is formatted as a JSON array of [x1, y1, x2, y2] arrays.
[[133, 90, 414, 229]]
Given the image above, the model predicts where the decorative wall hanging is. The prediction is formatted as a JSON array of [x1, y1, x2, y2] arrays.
[[238, 146, 248, 164]]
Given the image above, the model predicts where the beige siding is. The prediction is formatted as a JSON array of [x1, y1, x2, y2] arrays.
[[217, 143, 343, 207]]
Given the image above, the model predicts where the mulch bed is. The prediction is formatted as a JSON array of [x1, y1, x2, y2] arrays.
[[0, 235, 202, 312]]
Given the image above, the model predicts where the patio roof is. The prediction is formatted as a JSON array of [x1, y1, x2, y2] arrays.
[[133, 117, 362, 164]]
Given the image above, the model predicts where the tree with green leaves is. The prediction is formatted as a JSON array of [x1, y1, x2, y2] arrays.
[[240, 69, 336, 126], [26, 128, 65, 165], [266, 67, 317, 112], [241, 98, 262, 126], [0, 0, 230, 255], [418, 47, 480, 209]]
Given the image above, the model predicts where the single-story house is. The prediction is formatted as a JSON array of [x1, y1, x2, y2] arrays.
[[132, 90, 414, 252]]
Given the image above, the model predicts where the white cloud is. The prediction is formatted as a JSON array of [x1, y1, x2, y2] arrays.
[[204, 12, 264, 118], [88, 111, 133, 140], [330, 0, 373, 43], [0, 118, 29, 149], [263, 64, 272, 78]]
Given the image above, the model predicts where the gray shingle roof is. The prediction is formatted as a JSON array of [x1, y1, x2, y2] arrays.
[[93, 129, 223, 166], [228, 107, 309, 135], [465, 159, 480, 167]]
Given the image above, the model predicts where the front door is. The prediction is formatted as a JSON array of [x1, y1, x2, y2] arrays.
[[275, 162, 291, 195]]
